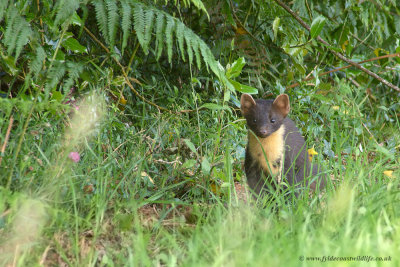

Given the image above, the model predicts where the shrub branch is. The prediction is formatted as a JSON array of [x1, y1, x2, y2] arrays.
[[286, 53, 400, 89], [0, 116, 14, 167]]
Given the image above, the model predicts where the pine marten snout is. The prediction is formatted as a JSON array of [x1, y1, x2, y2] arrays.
[[241, 93, 326, 196]]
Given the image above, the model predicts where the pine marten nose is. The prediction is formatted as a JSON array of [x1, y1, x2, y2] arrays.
[[259, 129, 268, 136]]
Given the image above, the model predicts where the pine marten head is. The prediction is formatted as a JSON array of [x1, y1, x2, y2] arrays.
[[241, 94, 290, 138]]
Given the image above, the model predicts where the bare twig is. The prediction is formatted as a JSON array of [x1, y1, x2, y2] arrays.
[[286, 52, 400, 89], [346, 76, 361, 88], [362, 122, 379, 145], [273, 0, 400, 93], [350, 32, 376, 52], [0, 116, 14, 166], [39, 246, 51, 266]]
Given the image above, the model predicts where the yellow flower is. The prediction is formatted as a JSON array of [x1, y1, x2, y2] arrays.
[[383, 170, 393, 178], [308, 147, 318, 162]]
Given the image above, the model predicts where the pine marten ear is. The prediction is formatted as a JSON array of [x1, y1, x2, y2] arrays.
[[240, 94, 256, 116], [273, 94, 290, 117]]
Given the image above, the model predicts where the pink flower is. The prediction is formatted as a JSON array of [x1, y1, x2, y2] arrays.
[[68, 152, 80, 163]]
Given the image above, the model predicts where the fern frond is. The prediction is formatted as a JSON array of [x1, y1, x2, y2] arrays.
[[165, 17, 175, 63], [120, 0, 132, 54], [155, 12, 165, 60], [176, 21, 185, 62], [63, 62, 83, 92], [45, 62, 66, 99], [54, 0, 80, 27], [187, 0, 209, 19], [190, 31, 202, 70], [3, 6, 18, 53], [105, 0, 118, 47], [143, 9, 155, 53], [0, 0, 8, 23], [93, 1, 109, 44], [29, 46, 46, 78], [14, 23, 32, 60], [129, 2, 225, 83], [133, 3, 146, 53], [3, 6, 31, 61], [200, 42, 210, 72], [154, 0, 209, 19], [184, 31, 194, 66]]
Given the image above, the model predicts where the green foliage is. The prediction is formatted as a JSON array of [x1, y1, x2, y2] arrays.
[[53, 0, 80, 27], [2, 3, 31, 61], [28, 46, 46, 78], [120, 0, 132, 53], [310, 16, 326, 39]]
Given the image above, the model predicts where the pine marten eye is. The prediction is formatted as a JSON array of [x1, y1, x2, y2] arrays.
[[253, 119, 257, 123], [270, 118, 276, 123]]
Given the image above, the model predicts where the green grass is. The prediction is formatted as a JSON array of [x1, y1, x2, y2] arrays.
[[1, 82, 399, 266]]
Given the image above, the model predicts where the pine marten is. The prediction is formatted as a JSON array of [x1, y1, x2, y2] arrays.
[[241, 93, 325, 196]]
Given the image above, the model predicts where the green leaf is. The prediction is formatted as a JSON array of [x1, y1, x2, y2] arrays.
[[221, 182, 231, 188], [51, 91, 63, 102], [334, 24, 350, 45], [200, 103, 230, 111], [62, 38, 87, 53], [201, 156, 211, 175], [228, 79, 258, 94], [116, 214, 134, 231], [0, 55, 18, 75], [395, 15, 400, 35], [183, 139, 198, 156], [223, 77, 236, 92], [293, 62, 306, 75], [272, 17, 280, 41], [182, 159, 196, 169], [310, 16, 326, 39], [55, 50, 65, 61], [226, 57, 246, 79], [223, 90, 230, 102], [374, 143, 395, 160], [238, 84, 258, 94], [312, 93, 330, 102], [71, 12, 83, 26]]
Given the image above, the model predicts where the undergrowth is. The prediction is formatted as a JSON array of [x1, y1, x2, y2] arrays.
[[1, 78, 399, 266]]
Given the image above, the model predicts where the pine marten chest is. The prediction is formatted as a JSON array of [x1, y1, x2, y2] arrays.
[[248, 125, 285, 178]]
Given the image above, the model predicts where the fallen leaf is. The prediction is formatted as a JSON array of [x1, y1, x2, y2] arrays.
[[235, 26, 247, 35], [341, 40, 349, 51], [83, 184, 94, 193], [141, 171, 154, 184], [119, 95, 127, 105]]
